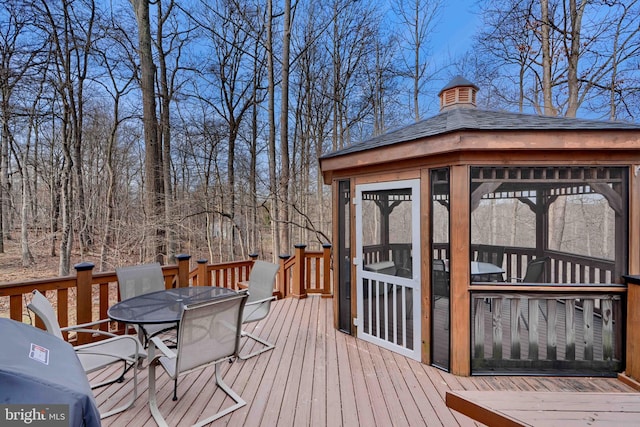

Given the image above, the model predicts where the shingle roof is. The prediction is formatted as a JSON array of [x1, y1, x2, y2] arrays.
[[320, 108, 640, 159], [438, 75, 478, 94]]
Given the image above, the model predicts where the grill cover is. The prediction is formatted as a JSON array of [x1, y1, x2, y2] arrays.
[[0, 318, 101, 427]]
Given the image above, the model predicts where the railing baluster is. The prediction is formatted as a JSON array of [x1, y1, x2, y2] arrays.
[[529, 299, 539, 360], [474, 299, 485, 359], [510, 298, 521, 359], [583, 299, 594, 360], [547, 299, 557, 360], [566, 299, 576, 360], [601, 299, 614, 360], [492, 298, 503, 359]]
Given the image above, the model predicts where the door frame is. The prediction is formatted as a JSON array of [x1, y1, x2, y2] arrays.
[[354, 179, 421, 360]]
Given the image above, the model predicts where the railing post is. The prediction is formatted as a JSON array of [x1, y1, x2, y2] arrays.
[[248, 253, 259, 285], [176, 254, 191, 288], [292, 244, 307, 299], [622, 275, 640, 390], [197, 259, 210, 287], [74, 262, 94, 345], [322, 243, 332, 298], [278, 255, 290, 298]]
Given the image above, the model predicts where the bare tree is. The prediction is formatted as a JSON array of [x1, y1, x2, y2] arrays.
[[94, 12, 137, 270], [475, 0, 539, 112], [391, 0, 442, 121], [154, 0, 192, 263], [266, 0, 280, 259], [475, 0, 640, 119], [0, 0, 41, 253], [192, 0, 260, 260], [37, 0, 99, 274], [131, 0, 165, 263]]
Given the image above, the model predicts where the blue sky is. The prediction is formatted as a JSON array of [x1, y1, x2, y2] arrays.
[[433, 1, 480, 57]]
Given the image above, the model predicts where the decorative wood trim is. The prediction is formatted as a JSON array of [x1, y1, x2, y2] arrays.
[[626, 280, 640, 382], [350, 179, 358, 336], [420, 168, 431, 365], [469, 284, 627, 292], [449, 165, 471, 376], [332, 180, 340, 328], [352, 169, 421, 186], [630, 166, 640, 274], [321, 130, 640, 182]]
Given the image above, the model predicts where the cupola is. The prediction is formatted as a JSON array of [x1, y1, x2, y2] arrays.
[[438, 75, 479, 111]]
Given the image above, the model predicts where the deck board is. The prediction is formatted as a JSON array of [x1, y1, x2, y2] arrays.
[[446, 391, 640, 426], [95, 296, 636, 426]]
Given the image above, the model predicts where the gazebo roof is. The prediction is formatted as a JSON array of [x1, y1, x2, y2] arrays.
[[438, 75, 479, 94], [321, 107, 640, 160]]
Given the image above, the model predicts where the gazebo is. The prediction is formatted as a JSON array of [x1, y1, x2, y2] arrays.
[[319, 76, 640, 378]]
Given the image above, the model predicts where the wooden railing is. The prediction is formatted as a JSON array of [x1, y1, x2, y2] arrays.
[[363, 243, 413, 269], [0, 245, 332, 345], [433, 243, 617, 286], [275, 244, 333, 299], [470, 284, 626, 376]]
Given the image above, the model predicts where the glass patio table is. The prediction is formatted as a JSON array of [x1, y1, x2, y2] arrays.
[[470, 261, 504, 277], [442, 260, 505, 281], [108, 286, 238, 325]]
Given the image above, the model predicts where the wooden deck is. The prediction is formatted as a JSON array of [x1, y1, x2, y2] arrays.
[[446, 391, 640, 426], [94, 296, 635, 426]]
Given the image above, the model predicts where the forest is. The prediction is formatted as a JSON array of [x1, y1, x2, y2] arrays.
[[0, 0, 638, 276]]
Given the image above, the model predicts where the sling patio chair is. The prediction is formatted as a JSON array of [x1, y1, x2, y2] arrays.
[[148, 291, 249, 427], [116, 262, 178, 347], [239, 260, 279, 360], [474, 244, 505, 266], [27, 290, 146, 419], [512, 256, 550, 283], [432, 259, 450, 301]]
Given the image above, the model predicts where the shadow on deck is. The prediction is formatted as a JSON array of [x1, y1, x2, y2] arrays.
[[95, 297, 634, 427]]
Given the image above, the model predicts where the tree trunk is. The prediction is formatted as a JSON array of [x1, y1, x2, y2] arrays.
[[156, 0, 177, 263], [59, 124, 73, 276], [565, 0, 586, 118], [540, 0, 556, 116], [266, 0, 280, 260], [132, 0, 164, 263], [278, 0, 292, 255]]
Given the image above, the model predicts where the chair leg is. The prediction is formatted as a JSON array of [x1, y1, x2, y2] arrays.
[[148, 359, 170, 427], [88, 359, 129, 390], [238, 330, 275, 360], [191, 363, 246, 427], [150, 362, 245, 427], [173, 378, 178, 401], [99, 357, 139, 419]]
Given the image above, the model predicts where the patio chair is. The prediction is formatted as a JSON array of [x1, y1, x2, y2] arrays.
[[432, 259, 449, 301], [513, 257, 549, 283], [239, 260, 279, 360], [148, 291, 248, 427], [27, 290, 146, 419], [116, 262, 177, 346]]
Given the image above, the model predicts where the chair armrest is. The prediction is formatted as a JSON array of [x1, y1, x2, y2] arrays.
[[74, 334, 145, 361], [243, 296, 276, 319], [61, 319, 120, 338], [63, 318, 110, 329], [149, 336, 176, 363], [245, 296, 276, 307]]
